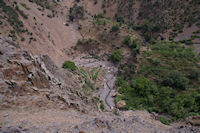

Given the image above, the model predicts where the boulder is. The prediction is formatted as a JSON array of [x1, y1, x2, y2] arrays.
[[188, 116, 200, 126], [116, 100, 126, 108]]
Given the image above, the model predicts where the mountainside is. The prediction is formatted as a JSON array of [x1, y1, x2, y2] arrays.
[[0, 0, 200, 132]]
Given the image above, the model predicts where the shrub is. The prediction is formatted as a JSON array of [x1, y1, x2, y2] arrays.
[[20, 2, 30, 10], [94, 13, 104, 18], [21, 37, 25, 41], [131, 39, 140, 49], [158, 116, 170, 125], [94, 0, 98, 5], [123, 35, 131, 46], [189, 69, 200, 80], [69, 4, 84, 21], [100, 101, 105, 111], [135, 77, 158, 97], [111, 50, 122, 62], [62, 61, 77, 71], [16, 6, 28, 19], [162, 71, 189, 90], [110, 25, 119, 32]]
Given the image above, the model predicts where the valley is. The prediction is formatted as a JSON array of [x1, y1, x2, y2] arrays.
[[0, 0, 200, 132]]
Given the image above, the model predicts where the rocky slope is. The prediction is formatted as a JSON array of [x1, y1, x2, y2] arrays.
[[0, 0, 200, 132], [0, 36, 96, 112], [0, 36, 200, 133]]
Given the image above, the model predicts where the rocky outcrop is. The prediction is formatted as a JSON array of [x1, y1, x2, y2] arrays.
[[0, 36, 92, 112]]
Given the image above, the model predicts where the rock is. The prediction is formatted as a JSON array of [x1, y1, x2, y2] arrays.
[[187, 116, 200, 126], [116, 100, 126, 109], [3, 113, 9, 117], [32, 87, 38, 91], [151, 112, 159, 120], [112, 92, 120, 97]]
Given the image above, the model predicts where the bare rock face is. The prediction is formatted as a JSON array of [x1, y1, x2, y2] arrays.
[[0, 36, 50, 108], [0, 36, 92, 112], [116, 100, 126, 109]]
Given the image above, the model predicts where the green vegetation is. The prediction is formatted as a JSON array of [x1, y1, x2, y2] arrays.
[[110, 25, 119, 32], [76, 38, 92, 45], [113, 108, 120, 116], [90, 67, 100, 81], [16, 6, 28, 19], [100, 100, 105, 111], [78, 67, 101, 96], [117, 0, 199, 41], [28, 0, 50, 9], [123, 36, 141, 57], [123, 35, 131, 46], [162, 71, 189, 90], [20, 2, 30, 10], [62, 61, 77, 71], [158, 116, 170, 125], [94, 0, 98, 5], [111, 50, 122, 62], [116, 41, 200, 121], [94, 13, 104, 19], [69, 4, 84, 21], [0, 0, 24, 33]]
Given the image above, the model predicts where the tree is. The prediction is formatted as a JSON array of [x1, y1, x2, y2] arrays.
[[111, 50, 122, 62], [123, 35, 131, 46], [62, 61, 77, 71], [135, 77, 158, 97], [162, 71, 189, 90]]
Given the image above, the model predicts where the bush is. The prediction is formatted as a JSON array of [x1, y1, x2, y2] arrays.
[[158, 116, 170, 125], [94, 13, 104, 18], [135, 77, 158, 97], [100, 101, 105, 111], [62, 61, 77, 71], [111, 50, 122, 62], [110, 25, 119, 32], [94, 0, 98, 5], [189, 69, 200, 80], [162, 71, 189, 90], [123, 35, 131, 46], [69, 4, 84, 21], [20, 2, 30, 10]]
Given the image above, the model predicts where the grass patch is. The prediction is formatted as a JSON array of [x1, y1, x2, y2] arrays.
[[62, 61, 77, 71]]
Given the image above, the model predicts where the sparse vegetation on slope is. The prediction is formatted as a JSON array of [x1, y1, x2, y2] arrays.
[[116, 0, 200, 41], [0, 0, 24, 33]]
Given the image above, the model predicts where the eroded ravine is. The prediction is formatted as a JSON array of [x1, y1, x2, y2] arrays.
[[100, 66, 117, 111], [74, 57, 118, 111]]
